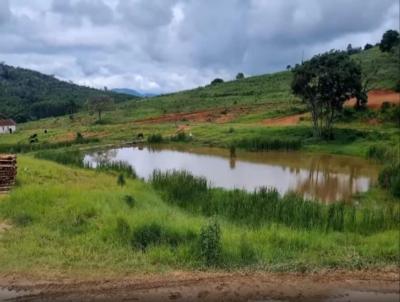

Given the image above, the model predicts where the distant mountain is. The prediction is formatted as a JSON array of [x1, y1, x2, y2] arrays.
[[0, 63, 135, 122], [112, 88, 158, 98]]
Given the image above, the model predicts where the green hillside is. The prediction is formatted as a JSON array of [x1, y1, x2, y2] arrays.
[[0, 63, 135, 122], [128, 46, 398, 116]]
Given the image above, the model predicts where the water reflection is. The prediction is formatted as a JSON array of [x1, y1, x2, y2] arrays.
[[84, 146, 379, 203]]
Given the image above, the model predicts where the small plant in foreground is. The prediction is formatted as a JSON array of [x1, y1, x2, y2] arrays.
[[199, 219, 222, 267]]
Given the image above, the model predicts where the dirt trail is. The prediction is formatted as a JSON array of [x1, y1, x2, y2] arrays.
[[0, 270, 398, 302]]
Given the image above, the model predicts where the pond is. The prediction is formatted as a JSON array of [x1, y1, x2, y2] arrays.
[[84, 145, 380, 203]]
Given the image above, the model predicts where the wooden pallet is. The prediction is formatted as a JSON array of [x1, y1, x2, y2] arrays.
[[0, 154, 17, 194]]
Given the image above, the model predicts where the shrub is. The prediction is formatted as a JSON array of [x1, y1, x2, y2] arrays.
[[75, 132, 84, 143], [132, 223, 162, 251], [147, 134, 163, 143], [131, 223, 193, 251], [117, 174, 126, 187], [199, 220, 222, 266], [123, 195, 135, 208]]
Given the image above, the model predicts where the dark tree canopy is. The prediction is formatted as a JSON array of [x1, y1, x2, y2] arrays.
[[0, 63, 131, 122], [291, 51, 363, 138], [211, 78, 224, 85], [364, 43, 373, 50], [87, 95, 114, 121], [380, 30, 400, 52], [236, 73, 245, 80]]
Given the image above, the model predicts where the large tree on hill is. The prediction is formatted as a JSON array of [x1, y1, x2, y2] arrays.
[[291, 51, 363, 138], [87, 95, 114, 121], [380, 30, 400, 52]]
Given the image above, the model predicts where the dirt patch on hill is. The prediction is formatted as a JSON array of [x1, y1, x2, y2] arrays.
[[261, 90, 399, 127], [0, 269, 398, 302], [346, 89, 400, 109], [135, 107, 251, 124]]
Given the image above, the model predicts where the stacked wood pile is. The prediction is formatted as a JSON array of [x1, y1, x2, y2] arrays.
[[0, 154, 17, 194]]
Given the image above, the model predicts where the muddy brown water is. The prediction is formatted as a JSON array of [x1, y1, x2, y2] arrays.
[[84, 145, 380, 203]]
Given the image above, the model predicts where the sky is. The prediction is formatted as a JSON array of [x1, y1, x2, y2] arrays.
[[0, 0, 399, 94]]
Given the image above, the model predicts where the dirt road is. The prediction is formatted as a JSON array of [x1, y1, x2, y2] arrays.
[[0, 270, 398, 301]]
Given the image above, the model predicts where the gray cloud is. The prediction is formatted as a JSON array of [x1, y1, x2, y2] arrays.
[[0, 0, 398, 93], [52, 0, 114, 25], [0, 0, 11, 24]]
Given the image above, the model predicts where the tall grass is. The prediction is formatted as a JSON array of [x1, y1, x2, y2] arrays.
[[151, 170, 399, 234], [235, 137, 302, 151]]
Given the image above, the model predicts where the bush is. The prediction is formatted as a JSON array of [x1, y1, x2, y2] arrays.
[[131, 223, 194, 251], [123, 195, 135, 208], [199, 220, 222, 266], [147, 134, 163, 143], [75, 132, 84, 143], [117, 174, 126, 186]]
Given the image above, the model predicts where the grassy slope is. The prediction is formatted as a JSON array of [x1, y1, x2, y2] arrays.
[[0, 156, 398, 275]]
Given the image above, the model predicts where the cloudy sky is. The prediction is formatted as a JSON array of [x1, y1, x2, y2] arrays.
[[0, 0, 398, 93]]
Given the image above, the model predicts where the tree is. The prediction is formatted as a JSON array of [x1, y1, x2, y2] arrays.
[[286, 65, 292, 70], [291, 51, 363, 138], [236, 72, 245, 80], [87, 95, 114, 121], [211, 78, 224, 85], [364, 43, 373, 50], [354, 60, 380, 110], [380, 30, 400, 52]]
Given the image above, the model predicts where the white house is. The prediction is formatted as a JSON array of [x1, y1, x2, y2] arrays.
[[0, 119, 16, 134]]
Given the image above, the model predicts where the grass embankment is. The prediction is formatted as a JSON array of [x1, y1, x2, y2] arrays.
[[0, 156, 398, 275]]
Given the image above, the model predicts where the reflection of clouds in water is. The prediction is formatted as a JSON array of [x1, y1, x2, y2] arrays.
[[84, 147, 376, 202]]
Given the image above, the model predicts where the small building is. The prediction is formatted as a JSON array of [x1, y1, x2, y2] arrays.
[[0, 119, 16, 134]]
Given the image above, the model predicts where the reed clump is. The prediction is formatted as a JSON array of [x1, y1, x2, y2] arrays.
[[150, 170, 399, 234]]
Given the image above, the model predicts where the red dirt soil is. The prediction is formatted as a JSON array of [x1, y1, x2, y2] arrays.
[[346, 89, 400, 109], [262, 90, 399, 126], [0, 270, 398, 302], [135, 107, 250, 125]]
